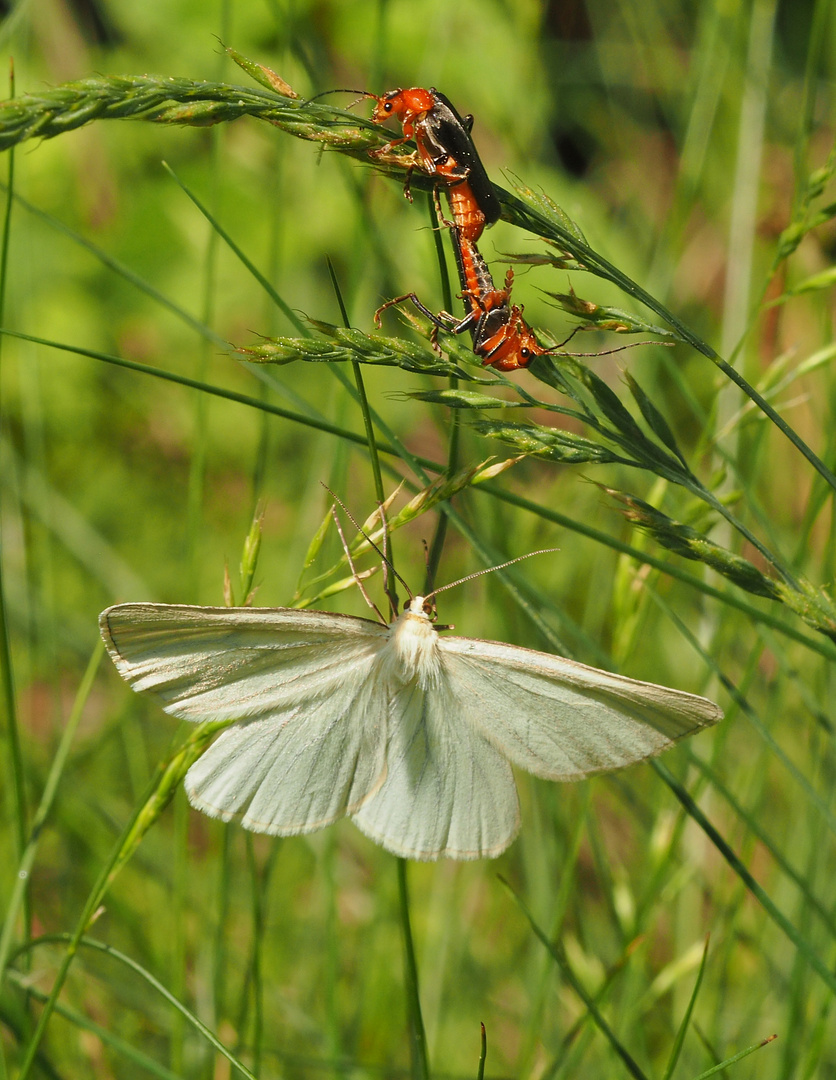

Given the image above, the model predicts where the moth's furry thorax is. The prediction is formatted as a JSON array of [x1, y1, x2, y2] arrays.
[[384, 596, 442, 688]]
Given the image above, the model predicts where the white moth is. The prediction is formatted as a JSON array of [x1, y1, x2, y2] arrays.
[[100, 594, 722, 860]]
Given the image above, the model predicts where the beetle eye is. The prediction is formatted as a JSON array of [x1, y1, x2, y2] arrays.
[[384, 101, 393, 113]]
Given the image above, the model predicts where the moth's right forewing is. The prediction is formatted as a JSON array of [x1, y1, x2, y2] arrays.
[[100, 603, 388, 721], [439, 636, 722, 781]]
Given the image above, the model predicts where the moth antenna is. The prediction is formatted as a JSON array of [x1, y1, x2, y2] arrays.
[[425, 548, 562, 602], [321, 484, 413, 609], [329, 507, 388, 624]]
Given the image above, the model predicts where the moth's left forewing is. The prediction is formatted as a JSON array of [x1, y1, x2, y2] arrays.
[[100, 603, 388, 721], [100, 602, 393, 836], [438, 635, 722, 781]]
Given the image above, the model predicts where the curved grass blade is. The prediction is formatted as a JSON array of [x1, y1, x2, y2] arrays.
[[500, 876, 650, 1080], [13, 935, 258, 1080]]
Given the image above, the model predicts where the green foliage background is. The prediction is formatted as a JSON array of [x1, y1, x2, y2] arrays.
[[1, 0, 836, 1077]]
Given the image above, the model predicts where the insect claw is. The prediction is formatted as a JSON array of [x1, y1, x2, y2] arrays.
[[402, 164, 415, 203]]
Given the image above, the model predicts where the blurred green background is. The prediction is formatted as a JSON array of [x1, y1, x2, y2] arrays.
[[2, 0, 836, 1077]]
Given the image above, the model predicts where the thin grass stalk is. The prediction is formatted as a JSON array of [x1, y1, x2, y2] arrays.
[[646, 4, 730, 302], [250, 130, 285, 515], [501, 876, 650, 1080], [322, 827, 342, 1071], [14, 720, 228, 1079], [642, 584, 836, 966], [0, 555, 18, 1080], [4, 324, 833, 662], [327, 257, 397, 611], [0, 184, 235, 351], [424, 191, 459, 594], [170, 791, 189, 1075], [397, 859, 430, 1080], [0, 62, 23, 858], [212, 825, 232, 1060], [718, 0, 775, 370], [14, 821, 148, 1077], [0, 62, 13, 317], [169, 128, 448, 370], [169, 128, 223, 1073], [714, 0, 776, 592], [184, 140, 221, 602], [499, 185, 836, 494], [162, 162, 307, 335], [793, 0, 831, 216], [244, 835, 265, 1078], [653, 759, 836, 998], [476, 1022, 487, 1080], [690, 1034, 777, 1079], [0, 643, 102, 1080], [0, 61, 23, 1079], [661, 937, 710, 1080], [544, 937, 642, 1080], [17, 935, 259, 1080], [684, 746, 836, 940], [0, 640, 104, 981], [5, 69, 832, 495], [779, 855, 818, 1078], [4, 968, 183, 1079], [0, 328, 400, 455], [520, 785, 591, 1074], [0, 958, 6, 1075]]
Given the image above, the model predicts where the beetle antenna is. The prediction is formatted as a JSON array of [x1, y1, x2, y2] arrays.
[[544, 338, 668, 358], [304, 88, 375, 110]]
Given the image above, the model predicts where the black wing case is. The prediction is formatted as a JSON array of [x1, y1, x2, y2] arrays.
[[426, 89, 501, 226]]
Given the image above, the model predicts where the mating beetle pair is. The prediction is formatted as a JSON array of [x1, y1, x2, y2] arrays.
[[366, 86, 549, 372]]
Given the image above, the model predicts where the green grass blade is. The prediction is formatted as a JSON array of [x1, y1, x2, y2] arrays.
[[162, 161, 307, 335], [689, 1034, 777, 1079], [398, 859, 430, 1080], [653, 761, 836, 998], [662, 937, 710, 1080], [16, 935, 259, 1080], [500, 877, 650, 1080], [0, 641, 104, 982], [4, 968, 183, 1079]]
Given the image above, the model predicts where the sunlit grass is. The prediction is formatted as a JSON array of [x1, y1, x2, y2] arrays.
[[1, 2, 835, 1078]]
